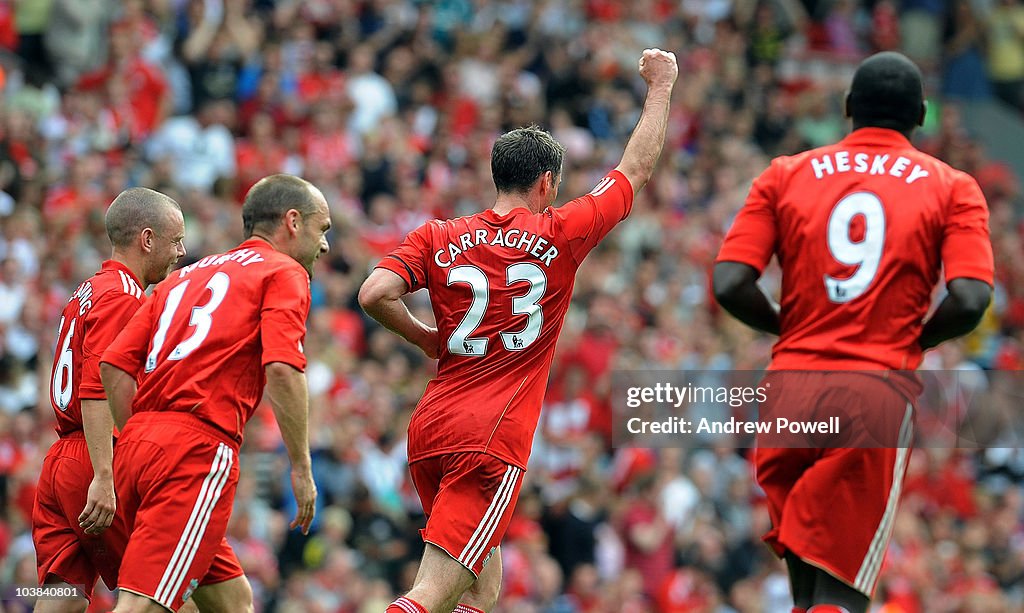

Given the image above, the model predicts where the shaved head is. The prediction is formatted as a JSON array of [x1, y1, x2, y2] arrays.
[[242, 174, 321, 238], [847, 52, 925, 133], [105, 188, 182, 248]]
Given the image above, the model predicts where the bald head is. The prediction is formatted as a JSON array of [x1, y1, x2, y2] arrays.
[[242, 174, 321, 238], [105, 187, 182, 248], [846, 52, 925, 134]]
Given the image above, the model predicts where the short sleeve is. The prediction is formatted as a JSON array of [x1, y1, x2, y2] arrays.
[[716, 162, 780, 273], [260, 266, 310, 371], [942, 174, 994, 284], [551, 170, 635, 264], [375, 223, 432, 292], [80, 293, 145, 399], [101, 293, 158, 376]]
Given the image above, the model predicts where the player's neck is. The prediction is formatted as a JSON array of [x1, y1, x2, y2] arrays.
[[851, 121, 913, 140], [492, 195, 540, 216], [111, 249, 148, 289], [247, 233, 279, 250]]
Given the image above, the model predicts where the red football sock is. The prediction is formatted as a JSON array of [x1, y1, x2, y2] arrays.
[[387, 597, 429, 613], [807, 606, 851, 613], [454, 605, 486, 613], [793, 608, 807, 613]]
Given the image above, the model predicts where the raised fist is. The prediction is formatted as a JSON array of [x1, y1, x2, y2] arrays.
[[639, 48, 678, 89]]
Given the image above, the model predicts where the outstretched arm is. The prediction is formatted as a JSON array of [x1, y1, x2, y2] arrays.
[[359, 268, 439, 358], [615, 48, 679, 195]]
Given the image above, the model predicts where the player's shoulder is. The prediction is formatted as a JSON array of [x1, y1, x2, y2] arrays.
[[918, 151, 977, 186], [90, 264, 145, 305], [419, 212, 491, 238], [178, 242, 303, 280]]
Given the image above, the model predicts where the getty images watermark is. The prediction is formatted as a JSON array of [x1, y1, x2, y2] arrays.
[[612, 370, 1024, 449], [624, 382, 838, 437]]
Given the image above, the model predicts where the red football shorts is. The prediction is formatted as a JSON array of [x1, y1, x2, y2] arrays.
[[32, 432, 129, 600], [113, 412, 244, 611], [409, 452, 525, 577], [755, 372, 914, 597]]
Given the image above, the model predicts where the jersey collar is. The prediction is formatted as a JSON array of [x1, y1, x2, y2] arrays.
[[482, 207, 531, 223], [839, 127, 914, 149], [101, 259, 143, 287], [236, 237, 273, 251]]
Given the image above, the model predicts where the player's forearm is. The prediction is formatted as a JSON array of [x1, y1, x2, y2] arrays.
[[81, 399, 114, 479], [363, 294, 434, 350], [359, 270, 437, 355], [616, 84, 673, 194], [264, 362, 312, 470], [919, 278, 992, 350], [712, 262, 782, 335], [100, 362, 137, 430], [716, 287, 782, 335]]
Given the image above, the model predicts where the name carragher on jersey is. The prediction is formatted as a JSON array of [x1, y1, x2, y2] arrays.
[[810, 151, 930, 184], [433, 228, 559, 268]]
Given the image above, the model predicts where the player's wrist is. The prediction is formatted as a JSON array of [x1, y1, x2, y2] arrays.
[[289, 458, 312, 472], [645, 81, 674, 95]]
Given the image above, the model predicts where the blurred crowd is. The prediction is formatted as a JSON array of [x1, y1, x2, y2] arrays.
[[0, 0, 1023, 611]]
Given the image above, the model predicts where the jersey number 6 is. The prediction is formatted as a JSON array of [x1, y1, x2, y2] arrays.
[[51, 316, 76, 411], [447, 263, 547, 357]]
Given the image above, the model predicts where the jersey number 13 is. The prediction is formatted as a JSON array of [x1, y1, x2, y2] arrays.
[[146, 272, 230, 372]]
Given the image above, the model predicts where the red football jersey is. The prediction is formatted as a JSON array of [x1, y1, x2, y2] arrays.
[[377, 170, 634, 469], [101, 239, 309, 443], [49, 261, 146, 437], [717, 128, 994, 371]]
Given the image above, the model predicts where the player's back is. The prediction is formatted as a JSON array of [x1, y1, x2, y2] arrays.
[[379, 171, 634, 468], [113, 239, 310, 442], [50, 261, 145, 436], [763, 128, 991, 370]]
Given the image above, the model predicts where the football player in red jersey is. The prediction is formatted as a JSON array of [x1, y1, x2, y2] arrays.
[[359, 49, 678, 613], [34, 188, 186, 613], [713, 52, 994, 613], [99, 175, 329, 613]]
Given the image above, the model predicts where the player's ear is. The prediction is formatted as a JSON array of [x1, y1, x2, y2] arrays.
[[918, 100, 927, 127], [140, 227, 154, 253], [542, 171, 554, 194], [844, 91, 852, 119], [285, 209, 301, 236]]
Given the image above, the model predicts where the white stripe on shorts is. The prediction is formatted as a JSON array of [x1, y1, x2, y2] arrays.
[[458, 465, 520, 570], [854, 403, 913, 594], [154, 443, 233, 607]]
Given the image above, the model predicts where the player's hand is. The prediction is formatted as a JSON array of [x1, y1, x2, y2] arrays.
[[289, 466, 317, 535], [638, 48, 678, 89], [79, 475, 116, 535]]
